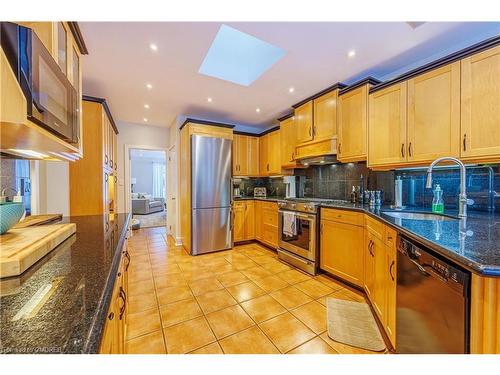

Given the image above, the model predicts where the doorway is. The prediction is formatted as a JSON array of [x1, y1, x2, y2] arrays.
[[129, 148, 167, 228]]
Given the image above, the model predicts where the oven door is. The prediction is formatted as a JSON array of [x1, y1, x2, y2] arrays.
[[278, 209, 316, 261], [20, 26, 78, 143]]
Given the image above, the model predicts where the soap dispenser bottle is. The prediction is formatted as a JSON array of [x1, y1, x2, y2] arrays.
[[432, 184, 444, 214]]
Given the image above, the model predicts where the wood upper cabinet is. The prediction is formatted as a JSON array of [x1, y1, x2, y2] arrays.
[[320, 209, 364, 287], [313, 90, 338, 141], [259, 130, 281, 176], [295, 100, 314, 144], [461, 45, 500, 161], [259, 133, 269, 176], [338, 85, 369, 162], [368, 82, 407, 168], [233, 134, 259, 176], [407, 62, 461, 162], [280, 116, 299, 168]]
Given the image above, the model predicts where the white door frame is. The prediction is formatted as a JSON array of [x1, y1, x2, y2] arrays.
[[123, 144, 169, 215]]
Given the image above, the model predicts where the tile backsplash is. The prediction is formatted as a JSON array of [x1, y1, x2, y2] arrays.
[[0, 158, 31, 214]]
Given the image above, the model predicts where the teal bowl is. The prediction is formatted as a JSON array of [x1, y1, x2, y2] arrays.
[[0, 202, 25, 234]]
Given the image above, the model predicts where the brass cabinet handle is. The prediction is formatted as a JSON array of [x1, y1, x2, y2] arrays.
[[124, 250, 131, 271], [368, 240, 374, 257], [408, 142, 413, 157], [338, 143, 341, 155], [401, 143, 405, 158], [389, 260, 395, 281], [108, 312, 114, 321], [463, 134, 467, 151], [267, 163, 269, 171]]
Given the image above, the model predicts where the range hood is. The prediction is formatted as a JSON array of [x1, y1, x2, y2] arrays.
[[299, 155, 339, 166]]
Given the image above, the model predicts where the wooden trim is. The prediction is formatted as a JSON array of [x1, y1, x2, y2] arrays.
[[277, 112, 294, 122], [292, 82, 347, 108], [82, 95, 118, 134], [179, 117, 236, 130], [258, 126, 280, 137], [233, 130, 260, 137], [339, 77, 381, 95], [370, 35, 500, 93], [67, 22, 88, 55]]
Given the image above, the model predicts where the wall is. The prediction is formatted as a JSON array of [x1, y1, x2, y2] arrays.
[[116, 121, 170, 213], [0, 158, 31, 213]]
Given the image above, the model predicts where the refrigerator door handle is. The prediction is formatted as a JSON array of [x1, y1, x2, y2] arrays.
[[230, 207, 235, 231]]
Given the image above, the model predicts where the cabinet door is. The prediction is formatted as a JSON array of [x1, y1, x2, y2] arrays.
[[368, 82, 407, 167], [338, 85, 368, 162], [295, 101, 314, 144], [313, 90, 338, 141], [244, 201, 255, 240], [407, 62, 461, 163], [371, 234, 386, 322], [320, 219, 364, 286], [232, 134, 240, 175], [103, 170, 110, 215], [233, 202, 246, 242], [280, 117, 296, 167], [385, 242, 397, 348], [363, 230, 376, 300], [102, 112, 109, 168], [268, 131, 281, 174], [259, 134, 269, 176], [255, 201, 262, 241], [248, 136, 260, 176], [461, 45, 500, 159], [56, 22, 68, 75]]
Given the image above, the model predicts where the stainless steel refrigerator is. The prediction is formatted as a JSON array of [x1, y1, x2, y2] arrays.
[[191, 134, 233, 255]]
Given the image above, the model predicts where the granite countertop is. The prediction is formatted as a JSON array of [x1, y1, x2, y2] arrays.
[[0, 213, 130, 354], [319, 202, 500, 277]]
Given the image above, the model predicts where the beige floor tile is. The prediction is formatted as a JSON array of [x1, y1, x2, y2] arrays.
[[252, 274, 289, 293], [128, 278, 155, 296], [216, 271, 249, 287], [294, 279, 334, 299], [276, 269, 311, 284], [240, 294, 287, 323], [219, 326, 279, 354], [226, 281, 267, 302], [290, 301, 327, 334], [125, 330, 166, 354], [270, 286, 313, 310], [314, 274, 347, 291], [156, 286, 193, 306], [188, 277, 223, 296], [205, 305, 255, 339], [127, 307, 162, 340], [128, 270, 154, 283], [151, 263, 181, 275], [154, 274, 187, 289], [252, 255, 278, 265], [259, 312, 315, 353], [182, 270, 215, 282], [128, 292, 158, 314], [211, 263, 236, 275], [337, 288, 367, 303], [130, 254, 151, 263], [195, 289, 237, 314], [317, 289, 360, 306], [231, 259, 258, 270], [319, 332, 382, 354], [288, 337, 338, 354], [159, 297, 203, 327], [241, 266, 272, 280], [188, 342, 223, 354], [163, 316, 216, 354], [261, 261, 292, 274]]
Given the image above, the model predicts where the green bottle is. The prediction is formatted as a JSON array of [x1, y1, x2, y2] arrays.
[[432, 184, 444, 214]]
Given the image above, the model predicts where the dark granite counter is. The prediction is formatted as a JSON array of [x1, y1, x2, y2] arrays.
[[0, 213, 130, 354], [319, 202, 500, 277]]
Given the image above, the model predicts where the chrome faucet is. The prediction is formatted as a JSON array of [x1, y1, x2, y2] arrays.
[[426, 157, 470, 218]]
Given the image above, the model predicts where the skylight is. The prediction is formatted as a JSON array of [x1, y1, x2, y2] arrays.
[[199, 24, 285, 86]]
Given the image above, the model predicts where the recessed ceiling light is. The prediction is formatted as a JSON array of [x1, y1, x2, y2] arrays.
[[347, 50, 356, 58], [146, 83, 153, 89], [144, 104, 150, 109], [256, 108, 261, 113], [143, 118, 148, 122], [207, 97, 213, 103], [288, 87, 295, 93], [149, 43, 158, 51]]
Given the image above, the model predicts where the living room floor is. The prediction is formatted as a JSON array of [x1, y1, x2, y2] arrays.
[[132, 210, 167, 228], [125, 226, 385, 354]]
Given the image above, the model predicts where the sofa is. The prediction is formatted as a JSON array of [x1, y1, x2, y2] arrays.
[[132, 193, 165, 215]]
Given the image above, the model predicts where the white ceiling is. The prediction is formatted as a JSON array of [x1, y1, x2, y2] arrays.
[[80, 22, 500, 132]]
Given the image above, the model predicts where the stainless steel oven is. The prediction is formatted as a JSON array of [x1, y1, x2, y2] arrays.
[[1, 22, 79, 143], [278, 200, 319, 275]]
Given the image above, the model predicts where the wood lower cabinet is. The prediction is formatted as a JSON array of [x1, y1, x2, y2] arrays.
[[261, 201, 279, 249], [100, 243, 130, 354], [233, 200, 255, 242], [255, 201, 263, 241], [461, 45, 500, 162], [233, 134, 259, 176], [320, 210, 364, 287]]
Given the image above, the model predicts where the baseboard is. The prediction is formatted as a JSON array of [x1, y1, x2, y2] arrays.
[[175, 236, 182, 246]]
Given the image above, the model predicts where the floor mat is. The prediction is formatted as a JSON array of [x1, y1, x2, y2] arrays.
[[133, 211, 166, 228]]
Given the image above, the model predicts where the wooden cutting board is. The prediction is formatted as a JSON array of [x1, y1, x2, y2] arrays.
[[12, 214, 63, 228], [0, 223, 76, 278]]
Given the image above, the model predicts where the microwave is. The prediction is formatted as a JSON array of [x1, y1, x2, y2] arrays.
[[1, 22, 79, 143]]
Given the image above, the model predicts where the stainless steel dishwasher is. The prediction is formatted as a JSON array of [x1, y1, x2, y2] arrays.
[[396, 236, 470, 354]]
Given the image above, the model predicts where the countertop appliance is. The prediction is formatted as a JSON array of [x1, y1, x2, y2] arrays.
[[396, 235, 470, 353], [277, 198, 348, 275], [253, 187, 266, 198], [283, 176, 296, 198], [1, 22, 79, 143], [191, 135, 232, 255]]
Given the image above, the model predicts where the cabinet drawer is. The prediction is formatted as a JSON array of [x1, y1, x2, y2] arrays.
[[263, 225, 278, 248], [234, 201, 246, 209], [263, 208, 278, 227], [365, 215, 384, 239], [384, 226, 397, 248], [321, 208, 363, 226], [260, 201, 277, 210]]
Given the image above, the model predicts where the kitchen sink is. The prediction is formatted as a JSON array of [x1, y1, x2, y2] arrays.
[[381, 211, 458, 221]]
